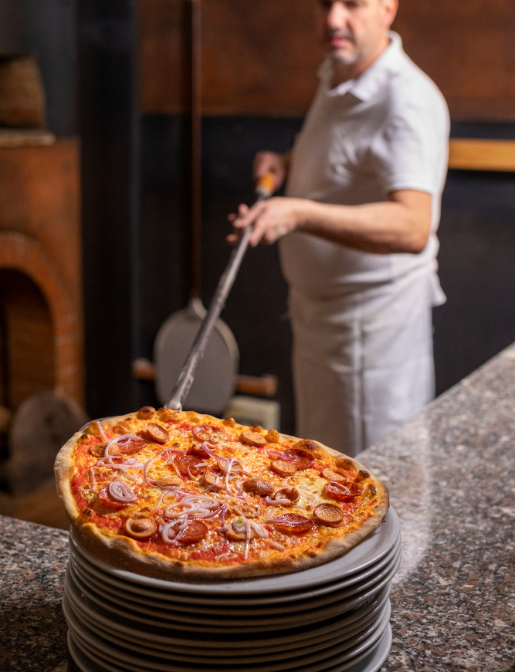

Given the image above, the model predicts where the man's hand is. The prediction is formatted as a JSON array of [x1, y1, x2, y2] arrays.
[[227, 197, 304, 247], [253, 151, 290, 193]]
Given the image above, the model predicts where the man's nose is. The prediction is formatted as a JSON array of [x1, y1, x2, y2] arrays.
[[326, 1, 349, 30]]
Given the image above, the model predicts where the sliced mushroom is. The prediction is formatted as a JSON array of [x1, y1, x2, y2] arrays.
[[137, 406, 155, 420], [313, 503, 345, 527], [143, 423, 170, 444], [243, 479, 274, 497], [124, 517, 157, 539], [240, 431, 267, 448], [270, 459, 297, 478]]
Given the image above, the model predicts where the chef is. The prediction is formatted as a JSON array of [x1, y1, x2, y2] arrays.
[[229, 0, 449, 456]]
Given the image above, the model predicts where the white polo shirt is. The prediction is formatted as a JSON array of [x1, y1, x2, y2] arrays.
[[280, 32, 449, 302]]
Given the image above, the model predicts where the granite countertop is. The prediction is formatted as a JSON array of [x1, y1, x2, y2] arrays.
[[1, 348, 515, 671]]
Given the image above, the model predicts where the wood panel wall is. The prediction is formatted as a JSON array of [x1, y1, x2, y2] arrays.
[[139, 0, 515, 121]]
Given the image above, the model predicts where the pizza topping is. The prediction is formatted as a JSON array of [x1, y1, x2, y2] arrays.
[[355, 469, 370, 482], [203, 468, 222, 488], [225, 517, 257, 541], [90, 442, 107, 458], [115, 435, 147, 455], [223, 417, 236, 427], [188, 442, 212, 458], [108, 479, 137, 503], [324, 481, 361, 502], [85, 420, 103, 436], [271, 459, 297, 477], [266, 429, 280, 443], [314, 503, 345, 527], [142, 423, 169, 444], [283, 448, 314, 470], [176, 520, 209, 545], [125, 517, 157, 539], [266, 449, 295, 460], [231, 502, 261, 518], [137, 406, 155, 420], [240, 431, 267, 447], [269, 513, 314, 535], [192, 425, 226, 443], [153, 476, 182, 488], [112, 421, 132, 436], [243, 479, 274, 497], [321, 468, 347, 483], [174, 454, 207, 479], [271, 487, 299, 506]]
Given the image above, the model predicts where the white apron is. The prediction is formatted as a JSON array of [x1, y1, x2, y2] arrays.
[[289, 268, 435, 457]]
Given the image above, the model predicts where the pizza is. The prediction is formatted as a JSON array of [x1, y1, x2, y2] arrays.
[[55, 407, 389, 579]]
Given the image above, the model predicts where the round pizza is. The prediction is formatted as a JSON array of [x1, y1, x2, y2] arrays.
[[55, 407, 389, 579]]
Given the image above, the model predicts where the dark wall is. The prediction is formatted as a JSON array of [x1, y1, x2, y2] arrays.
[[0, 0, 78, 136]]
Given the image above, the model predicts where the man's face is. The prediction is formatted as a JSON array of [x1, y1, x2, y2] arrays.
[[315, 0, 397, 68]]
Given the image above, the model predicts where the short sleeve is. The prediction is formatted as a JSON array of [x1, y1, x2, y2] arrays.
[[370, 101, 449, 196]]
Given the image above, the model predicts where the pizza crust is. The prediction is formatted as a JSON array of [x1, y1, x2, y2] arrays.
[[55, 413, 389, 581]]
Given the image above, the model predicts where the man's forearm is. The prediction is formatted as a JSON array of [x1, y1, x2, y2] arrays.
[[296, 196, 431, 255]]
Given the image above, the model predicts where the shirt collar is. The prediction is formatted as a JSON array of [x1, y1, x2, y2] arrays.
[[320, 31, 404, 102]]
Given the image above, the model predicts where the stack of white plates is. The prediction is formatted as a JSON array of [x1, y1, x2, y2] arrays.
[[64, 508, 401, 672]]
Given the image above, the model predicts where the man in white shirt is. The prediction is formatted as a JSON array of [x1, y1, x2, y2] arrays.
[[229, 0, 449, 456]]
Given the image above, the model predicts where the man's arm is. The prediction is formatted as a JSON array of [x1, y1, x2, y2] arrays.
[[228, 190, 432, 255]]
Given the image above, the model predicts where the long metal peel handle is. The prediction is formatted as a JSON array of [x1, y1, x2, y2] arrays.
[[166, 174, 275, 411]]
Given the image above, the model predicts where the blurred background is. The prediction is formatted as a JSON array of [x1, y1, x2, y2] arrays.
[[0, 0, 514, 527]]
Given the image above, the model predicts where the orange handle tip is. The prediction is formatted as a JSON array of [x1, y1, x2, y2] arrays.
[[256, 172, 276, 197]]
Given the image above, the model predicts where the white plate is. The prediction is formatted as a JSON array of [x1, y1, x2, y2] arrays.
[[69, 507, 399, 596], [69, 543, 401, 625], [69, 534, 401, 612], [63, 580, 390, 662], [64, 591, 390, 667], [65, 550, 400, 633], [63, 577, 390, 652], [65, 598, 391, 672], [68, 623, 392, 672]]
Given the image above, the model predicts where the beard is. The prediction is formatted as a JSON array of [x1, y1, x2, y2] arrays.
[[324, 29, 360, 66]]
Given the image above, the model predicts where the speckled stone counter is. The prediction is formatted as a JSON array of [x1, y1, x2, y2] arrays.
[[1, 349, 515, 671]]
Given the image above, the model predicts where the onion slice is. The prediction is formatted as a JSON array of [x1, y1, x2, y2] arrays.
[[108, 479, 137, 503]]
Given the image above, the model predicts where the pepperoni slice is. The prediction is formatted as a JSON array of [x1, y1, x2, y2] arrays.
[[97, 487, 128, 510], [270, 514, 314, 535], [314, 503, 345, 527], [274, 487, 299, 506], [117, 436, 147, 455], [124, 517, 157, 539], [243, 479, 274, 497], [271, 459, 297, 477], [175, 520, 208, 545], [174, 454, 207, 479], [321, 468, 347, 483], [283, 448, 314, 470], [142, 423, 169, 444], [192, 424, 226, 443], [188, 443, 211, 458], [203, 468, 222, 487], [324, 481, 361, 502], [240, 431, 267, 447]]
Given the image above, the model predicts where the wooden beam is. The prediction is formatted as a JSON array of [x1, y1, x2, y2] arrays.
[[449, 139, 515, 172]]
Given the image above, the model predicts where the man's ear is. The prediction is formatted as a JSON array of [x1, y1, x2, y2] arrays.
[[382, 0, 399, 29]]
